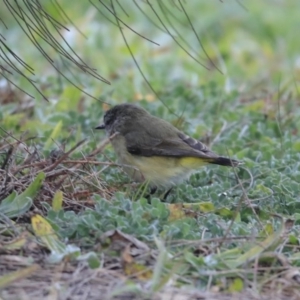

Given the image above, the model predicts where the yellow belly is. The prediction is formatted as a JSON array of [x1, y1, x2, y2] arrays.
[[126, 155, 205, 187], [111, 136, 207, 187]]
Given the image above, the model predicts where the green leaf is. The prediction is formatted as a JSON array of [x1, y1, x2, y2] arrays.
[[225, 223, 284, 269], [52, 190, 63, 212], [87, 253, 101, 269], [198, 202, 215, 212], [31, 214, 80, 263], [228, 277, 244, 292], [31, 214, 65, 254], [0, 172, 45, 218], [1, 191, 17, 206], [216, 207, 235, 218], [289, 234, 299, 245], [293, 141, 300, 152], [44, 120, 63, 150], [184, 252, 205, 269]]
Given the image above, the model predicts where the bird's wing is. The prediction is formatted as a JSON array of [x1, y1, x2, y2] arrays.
[[177, 132, 213, 154], [125, 131, 216, 159]]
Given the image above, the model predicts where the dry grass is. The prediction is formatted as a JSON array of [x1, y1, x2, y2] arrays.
[[1, 139, 299, 299], [1, 87, 300, 299], [1, 255, 300, 300]]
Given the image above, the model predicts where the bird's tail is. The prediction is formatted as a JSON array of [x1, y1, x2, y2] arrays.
[[208, 156, 240, 167]]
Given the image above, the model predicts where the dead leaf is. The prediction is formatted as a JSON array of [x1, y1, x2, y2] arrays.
[[168, 203, 201, 221], [122, 245, 152, 280], [31, 214, 66, 254], [122, 244, 134, 264], [284, 268, 300, 284], [101, 229, 149, 253]]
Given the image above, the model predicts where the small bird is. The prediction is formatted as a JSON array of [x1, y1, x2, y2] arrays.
[[96, 103, 240, 192]]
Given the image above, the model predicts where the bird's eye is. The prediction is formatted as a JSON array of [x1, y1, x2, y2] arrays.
[[104, 112, 113, 126]]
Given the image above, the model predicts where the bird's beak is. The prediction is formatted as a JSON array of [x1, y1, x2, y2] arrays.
[[95, 124, 105, 130]]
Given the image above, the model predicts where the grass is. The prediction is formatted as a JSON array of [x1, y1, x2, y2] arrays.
[[1, 1, 300, 299]]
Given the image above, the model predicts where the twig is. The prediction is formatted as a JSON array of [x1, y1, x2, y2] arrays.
[[53, 133, 119, 188], [218, 163, 264, 249], [1, 146, 13, 170], [41, 138, 86, 172], [88, 132, 119, 158]]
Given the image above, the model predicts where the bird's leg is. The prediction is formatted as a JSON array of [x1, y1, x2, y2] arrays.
[[146, 187, 173, 202], [163, 187, 173, 200], [145, 186, 157, 203], [150, 186, 157, 195]]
